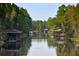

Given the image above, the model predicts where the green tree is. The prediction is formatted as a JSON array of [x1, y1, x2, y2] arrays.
[[0, 3, 32, 48]]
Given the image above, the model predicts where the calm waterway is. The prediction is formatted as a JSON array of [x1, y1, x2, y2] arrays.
[[27, 39, 57, 56]]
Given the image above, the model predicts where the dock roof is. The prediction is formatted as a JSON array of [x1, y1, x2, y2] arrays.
[[4, 29, 22, 33]]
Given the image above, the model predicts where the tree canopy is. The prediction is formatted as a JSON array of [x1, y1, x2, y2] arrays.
[[47, 3, 79, 40]]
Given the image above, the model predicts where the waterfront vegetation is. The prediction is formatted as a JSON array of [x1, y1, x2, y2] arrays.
[[0, 3, 79, 56], [47, 3, 79, 56], [0, 3, 32, 55]]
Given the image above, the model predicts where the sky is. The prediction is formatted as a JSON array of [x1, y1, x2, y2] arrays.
[[16, 3, 76, 21]]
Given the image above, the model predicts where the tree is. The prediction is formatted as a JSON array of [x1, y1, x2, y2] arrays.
[[0, 3, 32, 48]]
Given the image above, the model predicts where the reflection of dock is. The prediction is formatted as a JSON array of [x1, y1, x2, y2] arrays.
[[74, 40, 79, 50], [75, 44, 79, 50], [3, 29, 22, 50], [56, 41, 64, 44], [53, 29, 65, 44]]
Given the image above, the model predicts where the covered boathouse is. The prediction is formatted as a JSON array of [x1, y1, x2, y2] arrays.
[[2, 29, 22, 50]]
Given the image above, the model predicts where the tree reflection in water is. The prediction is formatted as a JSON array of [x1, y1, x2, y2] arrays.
[[0, 36, 32, 56], [47, 36, 79, 56], [1, 33, 79, 56], [56, 38, 79, 56]]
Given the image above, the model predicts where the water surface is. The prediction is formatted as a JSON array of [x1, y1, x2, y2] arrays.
[[27, 39, 57, 56]]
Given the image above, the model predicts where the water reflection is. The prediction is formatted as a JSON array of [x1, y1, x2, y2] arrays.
[[1, 32, 79, 56], [55, 38, 79, 56], [30, 33, 48, 42], [0, 35, 32, 56], [27, 33, 57, 56], [47, 37, 57, 48], [27, 39, 57, 56], [47, 34, 79, 56]]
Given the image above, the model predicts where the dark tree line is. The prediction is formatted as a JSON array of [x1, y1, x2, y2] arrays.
[[0, 3, 32, 45]]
